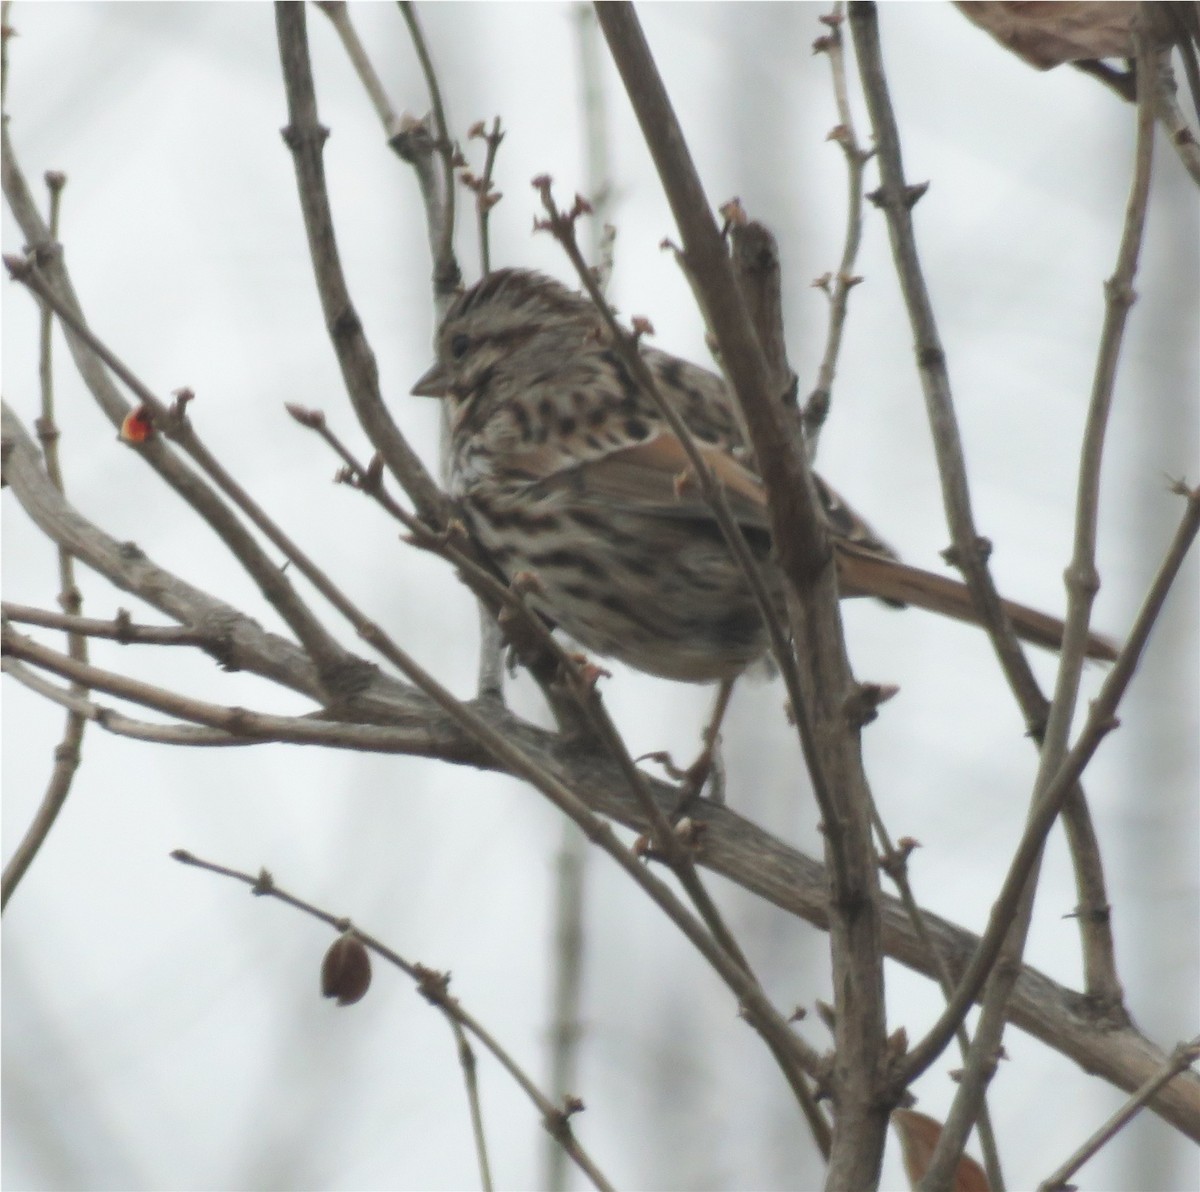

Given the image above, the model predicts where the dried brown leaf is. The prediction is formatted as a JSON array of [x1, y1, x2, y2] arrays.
[[320, 932, 372, 1006], [891, 1108, 991, 1192]]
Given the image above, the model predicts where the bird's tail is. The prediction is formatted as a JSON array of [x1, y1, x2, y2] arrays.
[[835, 545, 1119, 662]]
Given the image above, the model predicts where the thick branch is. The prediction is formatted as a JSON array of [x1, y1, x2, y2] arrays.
[[595, 6, 875, 1184], [5, 401, 1197, 1140]]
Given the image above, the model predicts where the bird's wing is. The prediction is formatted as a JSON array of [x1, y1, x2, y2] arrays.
[[523, 427, 771, 530], [529, 427, 901, 564], [522, 428, 1120, 661]]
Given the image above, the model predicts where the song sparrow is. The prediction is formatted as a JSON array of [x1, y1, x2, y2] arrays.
[[412, 268, 1117, 682]]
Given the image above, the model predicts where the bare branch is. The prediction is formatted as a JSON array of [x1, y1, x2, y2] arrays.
[[396, 0, 458, 288], [530, 181, 799, 759], [904, 479, 1200, 1096], [1, 659, 271, 747], [530, 193, 844, 1129], [2, 402, 334, 701], [909, 20, 1164, 1180], [314, 3, 402, 135], [463, 117, 505, 276], [849, 2, 1046, 696], [847, 0, 1121, 1076], [171, 850, 613, 1192], [594, 6, 890, 1182], [1, 137, 359, 692], [2, 167, 89, 913], [450, 1017, 494, 1192], [1039, 1035, 1200, 1192], [274, 3, 453, 525], [6, 394, 1197, 1137], [3, 604, 212, 647], [807, 3, 871, 454]]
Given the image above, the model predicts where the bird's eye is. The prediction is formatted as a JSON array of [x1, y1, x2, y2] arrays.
[[450, 333, 470, 360]]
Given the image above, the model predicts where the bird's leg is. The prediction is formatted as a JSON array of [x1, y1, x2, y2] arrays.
[[666, 678, 735, 819]]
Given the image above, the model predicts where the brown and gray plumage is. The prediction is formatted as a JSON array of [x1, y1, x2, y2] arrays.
[[413, 269, 1117, 681]]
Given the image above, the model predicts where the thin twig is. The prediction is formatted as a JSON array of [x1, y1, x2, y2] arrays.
[[315, 3, 401, 135], [545, 23, 610, 1182], [531, 183, 801, 802], [576, 2, 615, 264], [1, 660, 270, 747], [873, 818, 1005, 1191], [3, 255, 363, 687], [275, 5, 453, 522], [2, 624, 398, 749], [806, 4, 870, 455], [2, 168, 90, 913], [397, 1, 457, 286], [543, 842, 587, 1192], [2, 604, 210, 647], [849, 0, 1121, 1059], [454, 118, 512, 702], [463, 117, 504, 276], [1, 0, 12, 110], [449, 1019, 494, 1192], [903, 476, 1199, 1091], [910, 22, 1162, 1183], [172, 850, 610, 1192], [815, 12, 999, 1177], [1039, 1035, 1200, 1192], [1, 145, 359, 695]]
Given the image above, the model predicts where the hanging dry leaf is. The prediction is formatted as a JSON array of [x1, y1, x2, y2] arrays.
[[953, 1, 1134, 69], [891, 1107, 991, 1192], [320, 932, 372, 1006]]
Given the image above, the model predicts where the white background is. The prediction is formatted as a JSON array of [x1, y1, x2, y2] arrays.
[[3, 3, 1197, 1189]]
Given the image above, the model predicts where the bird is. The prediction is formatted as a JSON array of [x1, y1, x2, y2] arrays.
[[412, 267, 1118, 683]]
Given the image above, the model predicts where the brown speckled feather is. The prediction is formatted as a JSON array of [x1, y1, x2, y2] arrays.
[[413, 269, 1118, 678]]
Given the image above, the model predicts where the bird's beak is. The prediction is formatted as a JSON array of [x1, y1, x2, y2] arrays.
[[411, 362, 449, 398]]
